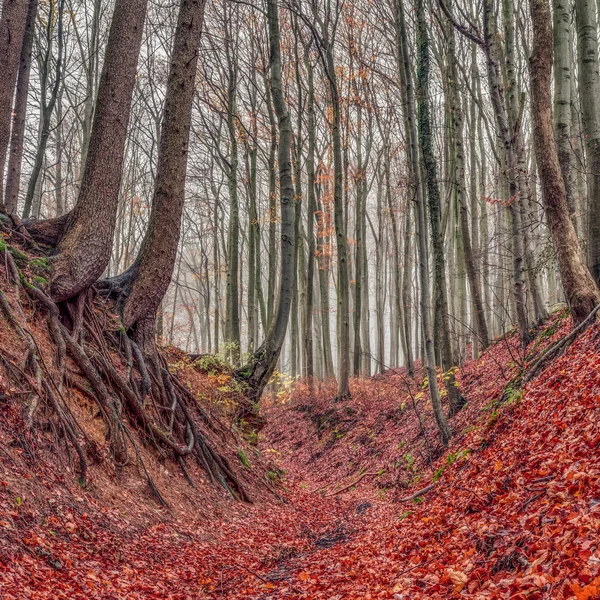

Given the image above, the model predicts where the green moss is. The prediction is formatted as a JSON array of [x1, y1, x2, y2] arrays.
[[8, 245, 28, 263], [237, 448, 252, 468], [30, 257, 50, 271], [33, 276, 49, 288]]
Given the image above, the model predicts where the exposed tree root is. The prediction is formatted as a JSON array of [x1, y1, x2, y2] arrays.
[[498, 304, 600, 402], [0, 240, 250, 505]]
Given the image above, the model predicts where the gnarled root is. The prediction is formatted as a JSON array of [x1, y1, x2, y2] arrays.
[[0, 242, 250, 504]]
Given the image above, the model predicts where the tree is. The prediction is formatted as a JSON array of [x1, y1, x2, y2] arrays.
[[402, 0, 452, 444], [529, 0, 600, 324], [37, 0, 149, 303], [416, 0, 464, 418], [21, 0, 65, 219], [575, 0, 600, 283], [0, 0, 30, 210], [236, 0, 295, 402], [100, 0, 207, 359], [3, 0, 38, 214]]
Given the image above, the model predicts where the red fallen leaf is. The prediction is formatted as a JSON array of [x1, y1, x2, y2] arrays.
[[571, 576, 600, 600], [298, 571, 310, 581]]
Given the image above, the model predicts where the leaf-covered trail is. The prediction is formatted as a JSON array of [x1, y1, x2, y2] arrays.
[[2, 312, 600, 599]]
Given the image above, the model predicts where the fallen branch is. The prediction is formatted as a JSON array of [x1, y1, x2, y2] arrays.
[[398, 484, 436, 503], [323, 471, 380, 497], [522, 304, 600, 385]]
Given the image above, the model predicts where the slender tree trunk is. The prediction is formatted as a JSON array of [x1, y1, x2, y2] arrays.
[[303, 55, 316, 380], [402, 0, 452, 444], [0, 0, 30, 210], [224, 5, 240, 364], [22, 0, 65, 219], [447, 18, 489, 348], [237, 0, 296, 402], [417, 0, 464, 416], [3, 0, 37, 214]]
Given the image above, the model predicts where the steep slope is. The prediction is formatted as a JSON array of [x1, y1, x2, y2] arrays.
[[0, 276, 599, 599]]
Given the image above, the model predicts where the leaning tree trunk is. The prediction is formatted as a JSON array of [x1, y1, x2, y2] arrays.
[[3, 0, 37, 215], [41, 0, 149, 302], [0, 0, 30, 210], [101, 0, 206, 358], [236, 0, 295, 403], [529, 0, 600, 324]]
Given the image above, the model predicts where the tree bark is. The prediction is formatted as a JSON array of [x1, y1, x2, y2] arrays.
[[45, 0, 149, 302], [236, 0, 295, 402], [403, 0, 452, 444], [101, 0, 206, 356], [3, 0, 37, 214], [0, 0, 29, 210], [529, 0, 600, 325], [416, 0, 464, 417], [575, 0, 600, 283]]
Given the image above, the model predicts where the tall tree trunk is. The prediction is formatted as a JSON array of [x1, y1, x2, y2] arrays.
[[303, 54, 316, 380], [316, 16, 351, 399], [3, 0, 37, 214], [575, 0, 600, 283], [402, 0, 452, 444], [224, 4, 240, 364], [22, 0, 65, 219], [44, 0, 149, 302], [416, 0, 464, 417], [447, 14, 490, 349], [101, 0, 206, 356], [0, 0, 30, 210], [529, 0, 600, 323], [237, 0, 295, 402], [553, 0, 577, 228]]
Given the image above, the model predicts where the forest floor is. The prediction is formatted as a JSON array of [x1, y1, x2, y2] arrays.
[[1, 306, 600, 599]]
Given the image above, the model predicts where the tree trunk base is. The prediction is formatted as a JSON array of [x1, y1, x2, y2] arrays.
[[0, 238, 250, 504]]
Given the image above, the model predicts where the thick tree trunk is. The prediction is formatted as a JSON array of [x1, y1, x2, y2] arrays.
[[101, 0, 206, 356], [45, 0, 149, 302], [0, 0, 29, 210], [529, 0, 600, 324]]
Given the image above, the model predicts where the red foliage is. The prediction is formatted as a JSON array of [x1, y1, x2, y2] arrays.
[[1, 311, 600, 599]]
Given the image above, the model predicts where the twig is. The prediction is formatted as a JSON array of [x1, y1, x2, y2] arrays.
[[398, 484, 436, 503], [323, 471, 380, 497]]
